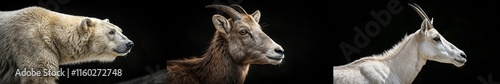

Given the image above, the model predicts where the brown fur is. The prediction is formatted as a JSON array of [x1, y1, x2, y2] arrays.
[[167, 33, 248, 84]]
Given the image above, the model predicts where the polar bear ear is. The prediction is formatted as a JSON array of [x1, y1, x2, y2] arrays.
[[79, 18, 95, 31], [104, 19, 110, 22]]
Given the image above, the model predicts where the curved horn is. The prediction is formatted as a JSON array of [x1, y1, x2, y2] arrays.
[[206, 4, 242, 20], [229, 4, 248, 14], [410, 3, 434, 29], [408, 3, 429, 20]]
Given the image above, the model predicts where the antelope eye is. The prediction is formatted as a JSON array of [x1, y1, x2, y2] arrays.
[[433, 37, 440, 41], [239, 29, 248, 35]]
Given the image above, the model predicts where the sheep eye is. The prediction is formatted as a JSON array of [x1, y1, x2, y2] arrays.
[[433, 37, 440, 41], [109, 31, 115, 35], [239, 30, 248, 35]]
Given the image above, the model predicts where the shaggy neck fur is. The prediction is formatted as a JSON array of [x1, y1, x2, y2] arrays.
[[10, 7, 91, 63], [31, 9, 90, 64], [57, 23, 86, 63], [195, 32, 249, 84], [375, 30, 427, 83], [167, 31, 250, 84]]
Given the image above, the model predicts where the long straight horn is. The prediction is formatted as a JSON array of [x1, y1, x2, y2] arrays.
[[409, 3, 435, 29], [229, 4, 248, 14], [408, 3, 429, 20], [206, 4, 242, 20]]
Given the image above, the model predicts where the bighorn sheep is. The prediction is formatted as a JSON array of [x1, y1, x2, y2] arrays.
[[333, 3, 467, 84], [166, 4, 285, 84]]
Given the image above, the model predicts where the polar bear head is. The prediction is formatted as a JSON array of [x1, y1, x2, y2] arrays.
[[62, 18, 134, 64]]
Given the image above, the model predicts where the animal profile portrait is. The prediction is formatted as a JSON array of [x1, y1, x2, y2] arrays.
[[333, 3, 466, 84], [166, 4, 285, 84], [0, 6, 133, 83]]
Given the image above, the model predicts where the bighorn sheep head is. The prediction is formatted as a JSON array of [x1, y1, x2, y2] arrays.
[[206, 4, 285, 65]]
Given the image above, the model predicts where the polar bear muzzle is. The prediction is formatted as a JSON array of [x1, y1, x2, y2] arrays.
[[114, 40, 134, 56]]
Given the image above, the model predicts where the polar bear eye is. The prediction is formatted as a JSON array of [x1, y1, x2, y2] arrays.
[[109, 31, 115, 35]]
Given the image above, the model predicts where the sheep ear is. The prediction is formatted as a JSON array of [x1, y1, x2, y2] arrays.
[[212, 14, 230, 35], [79, 18, 95, 32], [251, 10, 261, 23]]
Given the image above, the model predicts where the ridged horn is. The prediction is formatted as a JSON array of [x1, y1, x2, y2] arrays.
[[229, 4, 248, 14], [206, 4, 242, 20]]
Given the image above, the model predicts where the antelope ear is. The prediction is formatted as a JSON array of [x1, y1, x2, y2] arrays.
[[430, 18, 434, 24], [420, 18, 430, 34], [251, 10, 261, 23], [212, 14, 230, 35]]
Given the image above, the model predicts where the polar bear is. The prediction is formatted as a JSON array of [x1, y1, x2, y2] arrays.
[[0, 6, 134, 83]]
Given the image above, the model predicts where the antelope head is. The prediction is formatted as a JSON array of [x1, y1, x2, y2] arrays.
[[409, 3, 467, 67]]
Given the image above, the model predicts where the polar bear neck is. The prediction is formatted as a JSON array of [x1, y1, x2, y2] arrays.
[[19, 7, 94, 64]]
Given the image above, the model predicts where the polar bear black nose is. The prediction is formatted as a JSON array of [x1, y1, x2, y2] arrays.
[[126, 41, 134, 49]]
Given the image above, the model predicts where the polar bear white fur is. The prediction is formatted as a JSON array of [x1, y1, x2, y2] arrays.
[[0, 6, 134, 84]]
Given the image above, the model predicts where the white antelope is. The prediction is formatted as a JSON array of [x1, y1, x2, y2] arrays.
[[333, 3, 467, 84]]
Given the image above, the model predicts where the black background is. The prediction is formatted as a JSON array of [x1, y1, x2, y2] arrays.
[[2, 0, 499, 84]]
